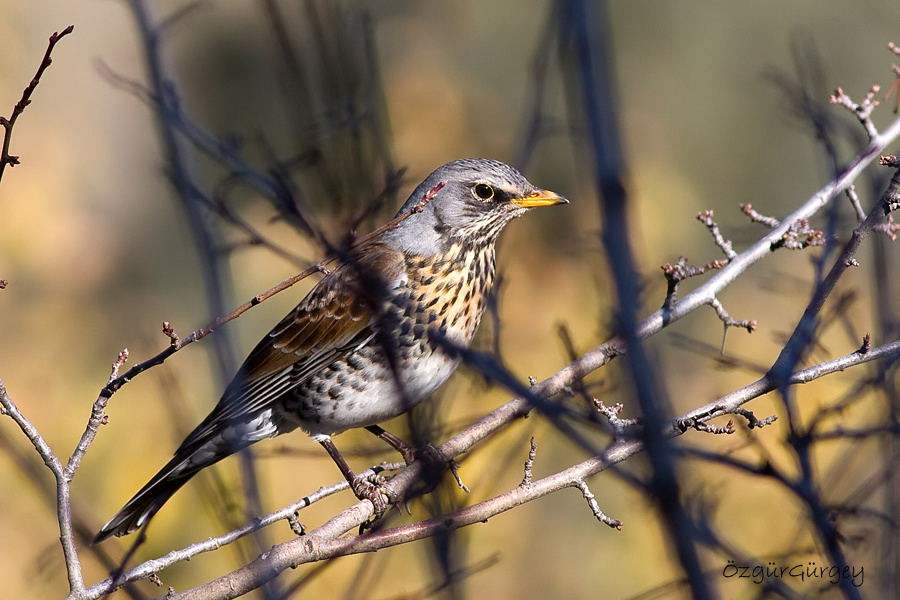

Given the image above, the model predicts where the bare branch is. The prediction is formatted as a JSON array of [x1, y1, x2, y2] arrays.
[[845, 184, 867, 220], [520, 437, 538, 486], [117, 335, 900, 600], [661, 256, 728, 312], [82, 463, 406, 596], [0, 378, 87, 596], [61, 115, 900, 598], [0, 378, 62, 481], [770, 166, 900, 386], [0, 25, 74, 182], [66, 349, 130, 477], [830, 85, 881, 140], [696, 210, 737, 259], [593, 398, 640, 439], [732, 407, 778, 430], [572, 479, 622, 530], [707, 297, 757, 334], [741, 204, 825, 250], [677, 417, 735, 435], [100, 180, 445, 400]]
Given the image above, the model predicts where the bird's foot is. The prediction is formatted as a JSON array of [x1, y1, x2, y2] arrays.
[[362, 427, 467, 490], [407, 443, 470, 493], [349, 473, 392, 518]]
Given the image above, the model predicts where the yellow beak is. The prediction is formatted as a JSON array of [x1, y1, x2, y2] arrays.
[[510, 188, 568, 208]]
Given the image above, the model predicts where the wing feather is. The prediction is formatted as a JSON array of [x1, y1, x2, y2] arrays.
[[177, 243, 405, 452]]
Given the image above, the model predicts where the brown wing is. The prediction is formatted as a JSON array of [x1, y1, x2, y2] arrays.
[[177, 243, 405, 452]]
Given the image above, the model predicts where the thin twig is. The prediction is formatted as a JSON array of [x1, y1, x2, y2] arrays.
[[72, 112, 900, 596], [100, 180, 444, 400], [0, 25, 74, 182], [696, 210, 737, 259], [109, 336, 900, 599], [520, 437, 537, 486], [572, 479, 622, 529], [830, 85, 881, 141]]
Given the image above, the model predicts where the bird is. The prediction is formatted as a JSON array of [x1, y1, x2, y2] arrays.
[[94, 158, 567, 543]]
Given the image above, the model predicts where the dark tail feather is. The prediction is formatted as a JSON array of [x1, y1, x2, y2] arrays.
[[94, 407, 282, 543], [93, 451, 214, 544]]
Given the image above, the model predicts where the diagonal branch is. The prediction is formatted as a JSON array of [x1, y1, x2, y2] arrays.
[[658, 112, 900, 329], [99, 180, 444, 400], [0, 25, 74, 183], [87, 337, 900, 600], [42, 108, 900, 599]]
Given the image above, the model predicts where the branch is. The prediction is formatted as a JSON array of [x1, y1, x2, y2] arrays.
[[0, 25, 74, 183], [126, 120, 900, 593], [83, 139, 900, 595], [830, 85, 881, 141], [111, 336, 900, 600], [770, 166, 900, 385], [0, 378, 87, 596], [76, 183, 900, 598], [655, 111, 900, 332], [55, 108, 900, 598], [100, 180, 444, 399], [80, 463, 405, 597]]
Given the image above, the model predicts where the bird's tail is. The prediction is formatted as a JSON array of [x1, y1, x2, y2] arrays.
[[92, 449, 216, 544], [94, 405, 286, 543]]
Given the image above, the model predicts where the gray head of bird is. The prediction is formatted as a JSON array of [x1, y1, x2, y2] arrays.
[[383, 158, 568, 257]]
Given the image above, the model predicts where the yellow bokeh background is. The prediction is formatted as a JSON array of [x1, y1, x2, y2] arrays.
[[1, 1, 897, 598]]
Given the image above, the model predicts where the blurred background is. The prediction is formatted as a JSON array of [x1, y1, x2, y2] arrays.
[[1, 1, 899, 598]]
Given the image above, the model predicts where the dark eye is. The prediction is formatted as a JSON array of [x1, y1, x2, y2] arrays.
[[473, 183, 494, 201]]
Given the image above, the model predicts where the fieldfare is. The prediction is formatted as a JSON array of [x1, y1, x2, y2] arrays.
[[94, 158, 567, 542]]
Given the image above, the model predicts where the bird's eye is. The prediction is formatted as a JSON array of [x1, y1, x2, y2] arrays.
[[473, 183, 494, 201]]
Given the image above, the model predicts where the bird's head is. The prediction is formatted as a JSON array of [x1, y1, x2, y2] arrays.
[[384, 158, 568, 256]]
